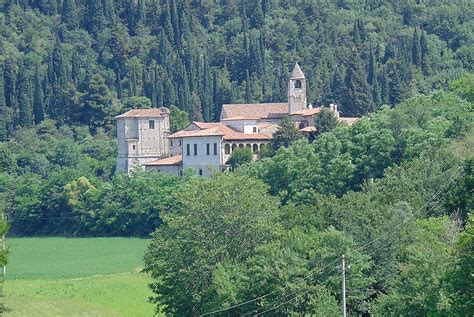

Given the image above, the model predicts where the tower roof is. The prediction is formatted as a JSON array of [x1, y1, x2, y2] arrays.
[[290, 63, 305, 79]]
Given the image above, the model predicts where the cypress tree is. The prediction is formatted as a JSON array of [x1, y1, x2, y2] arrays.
[[368, 43, 376, 85], [212, 70, 220, 121], [0, 65, 7, 141], [71, 50, 80, 85], [17, 61, 33, 127], [372, 75, 382, 106], [61, 0, 79, 28], [188, 92, 203, 121], [412, 27, 421, 67], [330, 70, 345, 105], [342, 48, 373, 116], [116, 72, 123, 100], [33, 63, 44, 124], [380, 70, 390, 105], [83, 1, 105, 36], [420, 30, 430, 75], [201, 54, 212, 121], [245, 69, 251, 103], [162, 0, 174, 42], [4, 60, 17, 127], [170, 0, 180, 44]]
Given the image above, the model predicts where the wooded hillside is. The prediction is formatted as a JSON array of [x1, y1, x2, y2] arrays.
[[0, 0, 473, 137]]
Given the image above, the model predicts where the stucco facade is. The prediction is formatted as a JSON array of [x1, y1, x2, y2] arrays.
[[115, 108, 170, 174]]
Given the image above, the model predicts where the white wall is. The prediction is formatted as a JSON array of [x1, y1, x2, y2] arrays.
[[116, 115, 170, 174], [182, 136, 222, 177], [145, 165, 180, 176]]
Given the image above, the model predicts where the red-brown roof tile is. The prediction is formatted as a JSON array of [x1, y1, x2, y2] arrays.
[[220, 103, 288, 120], [144, 155, 182, 166], [115, 108, 169, 119]]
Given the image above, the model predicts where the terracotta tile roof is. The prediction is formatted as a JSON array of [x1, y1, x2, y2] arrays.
[[338, 117, 359, 125], [144, 155, 182, 166], [220, 103, 288, 120], [192, 122, 221, 129], [291, 107, 323, 116], [169, 122, 272, 141], [115, 108, 169, 119], [220, 116, 261, 121]]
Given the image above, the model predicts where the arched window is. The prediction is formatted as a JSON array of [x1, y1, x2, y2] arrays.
[[232, 144, 237, 151], [299, 122, 306, 129], [252, 144, 259, 153], [294, 80, 302, 89], [246, 144, 251, 148], [224, 144, 230, 154], [239, 144, 244, 148]]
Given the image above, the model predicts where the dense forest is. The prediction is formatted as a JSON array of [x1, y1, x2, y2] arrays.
[[0, 0, 473, 316], [0, 0, 473, 137]]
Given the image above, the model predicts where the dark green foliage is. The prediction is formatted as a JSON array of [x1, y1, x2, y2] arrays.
[[33, 64, 44, 125], [169, 105, 189, 133], [80, 74, 115, 132], [314, 108, 339, 135], [227, 147, 253, 170], [342, 48, 374, 116], [0, 66, 7, 141], [272, 116, 302, 151]]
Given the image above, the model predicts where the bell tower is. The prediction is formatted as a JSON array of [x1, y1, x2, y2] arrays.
[[288, 63, 307, 114]]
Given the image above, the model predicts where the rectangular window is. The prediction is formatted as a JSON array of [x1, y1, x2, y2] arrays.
[[186, 144, 190, 156], [170, 140, 173, 147], [132, 145, 136, 150], [179, 140, 182, 146], [199, 169, 203, 176], [213, 143, 217, 155], [253, 127, 257, 133], [206, 143, 210, 155], [149, 120, 155, 129], [194, 144, 198, 156]]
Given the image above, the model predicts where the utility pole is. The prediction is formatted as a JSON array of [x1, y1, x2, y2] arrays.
[[342, 254, 346, 317]]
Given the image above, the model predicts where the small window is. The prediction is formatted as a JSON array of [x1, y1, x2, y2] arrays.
[[132, 144, 136, 150], [225, 144, 230, 154], [186, 144, 190, 156], [253, 127, 257, 133], [194, 144, 198, 156], [253, 144, 259, 153], [206, 143, 210, 155], [149, 120, 155, 129], [199, 169, 203, 176], [213, 143, 218, 155], [294, 80, 302, 89], [170, 140, 174, 147], [179, 140, 182, 146]]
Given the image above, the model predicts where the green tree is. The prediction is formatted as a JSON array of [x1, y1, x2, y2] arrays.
[[449, 73, 474, 103], [447, 214, 474, 315], [412, 27, 421, 67], [122, 96, 151, 112], [272, 116, 302, 151], [144, 174, 280, 316], [0, 66, 7, 141], [375, 217, 457, 316], [314, 108, 339, 135], [188, 92, 203, 121], [33, 64, 44, 124], [17, 61, 33, 127], [342, 48, 374, 116], [81, 74, 114, 132], [169, 105, 189, 132], [227, 147, 252, 170]]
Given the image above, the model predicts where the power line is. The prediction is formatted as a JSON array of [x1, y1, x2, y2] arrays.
[[238, 167, 463, 316], [199, 166, 464, 316]]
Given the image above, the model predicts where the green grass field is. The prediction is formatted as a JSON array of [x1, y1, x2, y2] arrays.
[[2, 238, 159, 317]]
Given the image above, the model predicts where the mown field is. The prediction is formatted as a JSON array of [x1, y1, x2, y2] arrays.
[[2, 238, 159, 317]]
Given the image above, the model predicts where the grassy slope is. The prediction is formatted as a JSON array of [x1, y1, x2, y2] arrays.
[[3, 238, 158, 317]]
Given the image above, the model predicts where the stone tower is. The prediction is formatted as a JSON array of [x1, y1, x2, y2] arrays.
[[288, 63, 307, 114], [115, 108, 170, 174]]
